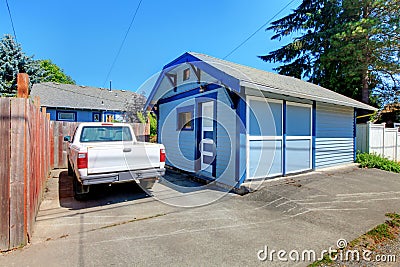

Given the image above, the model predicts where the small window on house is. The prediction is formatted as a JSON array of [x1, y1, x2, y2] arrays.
[[93, 113, 100, 122], [183, 68, 190, 81], [177, 105, 194, 131], [57, 111, 76, 121]]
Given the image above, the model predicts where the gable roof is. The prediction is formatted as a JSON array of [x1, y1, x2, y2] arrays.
[[146, 52, 376, 111], [31, 82, 145, 111]]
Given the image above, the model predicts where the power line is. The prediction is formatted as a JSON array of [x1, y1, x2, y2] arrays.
[[5, 0, 17, 42], [223, 0, 298, 59], [103, 0, 143, 87]]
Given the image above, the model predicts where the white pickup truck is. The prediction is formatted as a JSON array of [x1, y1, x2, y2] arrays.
[[64, 122, 165, 200]]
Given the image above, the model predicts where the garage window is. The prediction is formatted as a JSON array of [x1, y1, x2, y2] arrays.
[[177, 105, 194, 131], [57, 111, 76, 121]]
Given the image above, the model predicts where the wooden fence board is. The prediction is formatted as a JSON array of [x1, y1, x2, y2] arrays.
[[0, 99, 11, 251], [0, 97, 53, 252], [9, 98, 27, 248]]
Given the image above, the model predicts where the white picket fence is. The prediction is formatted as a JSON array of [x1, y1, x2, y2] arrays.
[[356, 122, 400, 161]]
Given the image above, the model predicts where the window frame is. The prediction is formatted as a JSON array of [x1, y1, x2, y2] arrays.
[[56, 111, 77, 122], [93, 112, 101, 122], [183, 68, 190, 81], [176, 105, 194, 131]]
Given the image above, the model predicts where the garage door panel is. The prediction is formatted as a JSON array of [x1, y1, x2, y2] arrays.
[[286, 105, 311, 136], [249, 140, 282, 178], [286, 139, 311, 173], [249, 100, 282, 136]]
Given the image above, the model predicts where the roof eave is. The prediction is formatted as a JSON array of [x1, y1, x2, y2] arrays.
[[241, 81, 377, 111]]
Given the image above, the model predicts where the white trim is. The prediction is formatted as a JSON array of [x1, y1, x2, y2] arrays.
[[286, 101, 312, 108], [286, 136, 312, 140], [246, 95, 284, 180], [246, 95, 250, 181], [285, 102, 313, 171], [248, 136, 283, 141], [285, 168, 311, 175], [246, 95, 283, 104], [249, 172, 283, 180]]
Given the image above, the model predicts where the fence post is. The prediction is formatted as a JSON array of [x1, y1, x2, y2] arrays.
[[0, 99, 11, 251], [17, 73, 29, 98], [367, 122, 371, 154], [382, 123, 386, 157]]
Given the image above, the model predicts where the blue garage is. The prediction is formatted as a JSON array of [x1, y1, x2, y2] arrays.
[[145, 52, 376, 188]]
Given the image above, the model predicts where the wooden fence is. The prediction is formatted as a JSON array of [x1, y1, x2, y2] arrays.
[[51, 121, 150, 169], [0, 98, 53, 251], [356, 122, 400, 161]]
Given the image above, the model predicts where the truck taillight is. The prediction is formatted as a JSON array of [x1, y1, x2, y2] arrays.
[[160, 148, 166, 162], [77, 152, 88, 169]]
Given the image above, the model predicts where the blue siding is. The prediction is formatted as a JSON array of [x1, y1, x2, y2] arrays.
[[46, 108, 123, 122], [159, 98, 196, 172], [315, 103, 354, 168], [158, 88, 238, 186], [47, 109, 56, 120], [215, 89, 237, 186]]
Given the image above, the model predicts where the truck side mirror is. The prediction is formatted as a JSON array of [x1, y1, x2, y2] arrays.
[[64, 136, 71, 142]]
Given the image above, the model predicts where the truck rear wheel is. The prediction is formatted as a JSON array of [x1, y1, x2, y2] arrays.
[[73, 176, 90, 201], [139, 178, 157, 189]]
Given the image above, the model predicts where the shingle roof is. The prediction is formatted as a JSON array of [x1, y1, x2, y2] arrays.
[[31, 82, 145, 111], [188, 52, 376, 111]]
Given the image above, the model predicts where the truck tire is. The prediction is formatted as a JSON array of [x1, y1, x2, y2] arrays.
[[139, 178, 157, 190], [73, 176, 89, 201], [68, 159, 73, 176]]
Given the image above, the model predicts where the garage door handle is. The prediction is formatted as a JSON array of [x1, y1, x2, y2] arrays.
[[123, 148, 132, 152]]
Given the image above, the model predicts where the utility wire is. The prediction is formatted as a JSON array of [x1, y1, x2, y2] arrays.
[[223, 0, 298, 59], [103, 0, 143, 87], [5, 0, 17, 42]]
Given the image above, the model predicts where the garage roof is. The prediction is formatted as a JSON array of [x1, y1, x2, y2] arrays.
[[188, 52, 376, 111], [146, 52, 376, 111]]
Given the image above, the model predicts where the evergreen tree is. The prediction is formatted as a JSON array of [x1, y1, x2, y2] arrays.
[[0, 34, 44, 96], [40, 59, 75, 85], [260, 0, 400, 105]]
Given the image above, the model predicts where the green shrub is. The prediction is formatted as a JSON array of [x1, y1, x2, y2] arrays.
[[356, 152, 400, 173]]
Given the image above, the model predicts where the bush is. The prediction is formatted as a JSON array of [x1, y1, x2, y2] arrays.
[[356, 152, 400, 173]]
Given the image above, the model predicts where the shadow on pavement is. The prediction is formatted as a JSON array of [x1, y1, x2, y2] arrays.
[[58, 171, 150, 210]]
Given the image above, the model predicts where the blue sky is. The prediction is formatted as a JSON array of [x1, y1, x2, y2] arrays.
[[0, 0, 300, 92]]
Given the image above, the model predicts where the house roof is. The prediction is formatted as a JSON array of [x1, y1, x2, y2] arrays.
[[146, 52, 376, 111], [31, 82, 145, 111]]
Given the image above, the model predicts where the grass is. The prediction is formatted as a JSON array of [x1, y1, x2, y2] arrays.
[[308, 253, 334, 267], [356, 152, 400, 173], [309, 213, 400, 267]]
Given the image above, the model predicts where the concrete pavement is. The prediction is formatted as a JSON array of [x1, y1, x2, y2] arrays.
[[1, 166, 400, 266]]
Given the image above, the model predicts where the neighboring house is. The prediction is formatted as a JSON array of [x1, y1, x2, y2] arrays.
[[145, 52, 376, 188], [31, 82, 146, 122], [375, 103, 400, 128]]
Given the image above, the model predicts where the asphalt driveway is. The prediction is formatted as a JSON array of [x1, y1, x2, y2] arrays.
[[1, 165, 400, 266]]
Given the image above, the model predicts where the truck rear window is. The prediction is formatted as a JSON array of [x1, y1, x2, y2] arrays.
[[80, 126, 133, 142]]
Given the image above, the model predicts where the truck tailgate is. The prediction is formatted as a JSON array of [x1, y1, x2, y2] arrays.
[[87, 143, 161, 175]]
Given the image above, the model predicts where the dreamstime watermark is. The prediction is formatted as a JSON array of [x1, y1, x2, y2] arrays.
[[257, 238, 397, 263]]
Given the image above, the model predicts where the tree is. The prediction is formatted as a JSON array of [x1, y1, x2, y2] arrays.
[[260, 0, 400, 105], [40, 59, 75, 84], [0, 34, 44, 96]]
